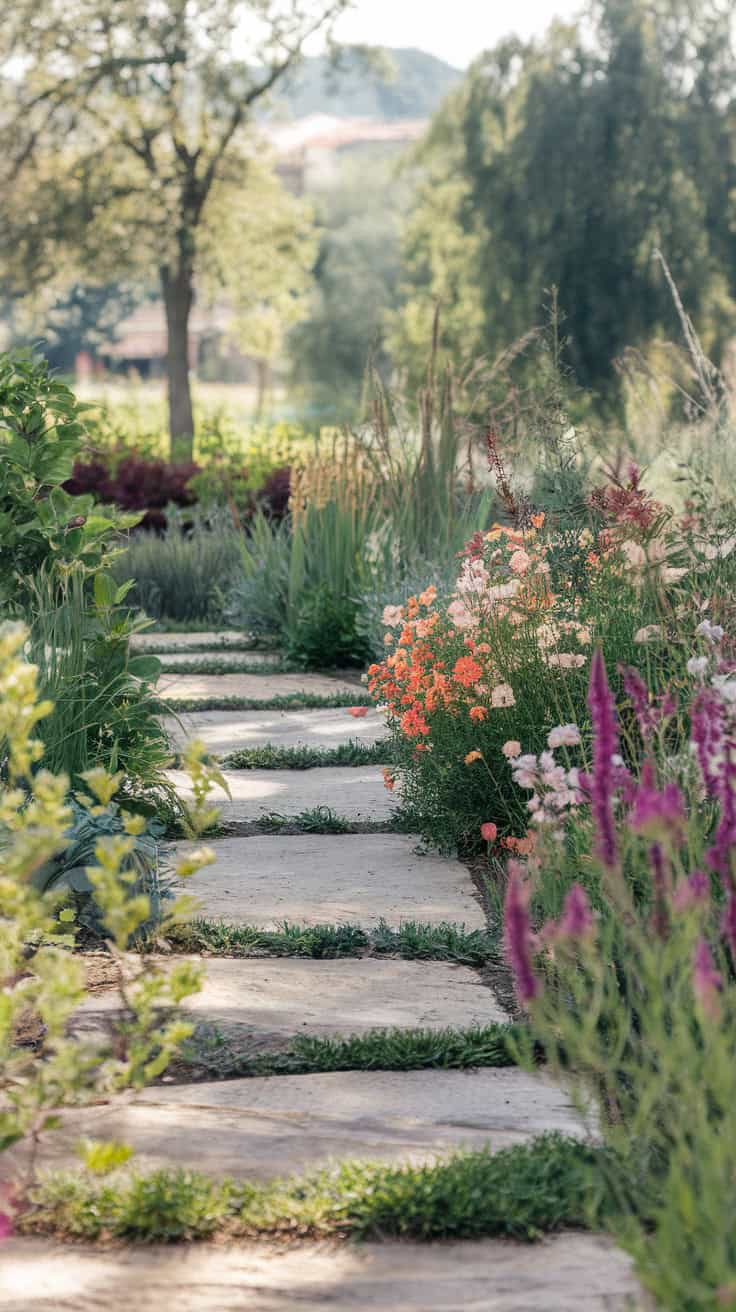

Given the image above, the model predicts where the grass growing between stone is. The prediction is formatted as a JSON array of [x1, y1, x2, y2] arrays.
[[220, 741, 392, 769], [168, 918, 495, 964], [23, 1133, 594, 1243], [159, 658, 287, 675], [167, 692, 372, 712]]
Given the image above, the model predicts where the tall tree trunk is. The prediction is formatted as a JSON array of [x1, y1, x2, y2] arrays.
[[161, 263, 195, 462]]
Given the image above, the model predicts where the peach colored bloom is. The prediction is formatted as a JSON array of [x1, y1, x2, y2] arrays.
[[464, 750, 483, 765], [382, 768, 396, 792], [509, 548, 531, 575], [634, 625, 664, 644], [502, 740, 522, 758], [382, 604, 404, 628], [491, 683, 516, 708], [470, 706, 488, 723], [419, 585, 437, 607]]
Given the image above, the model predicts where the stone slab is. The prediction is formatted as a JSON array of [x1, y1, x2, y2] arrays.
[[76, 955, 506, 1039], [158, 650, 283, 669], [158, 672, 362, 702], [132, 630, 251, 651], [1, 1235, 642, 1311], [8, 1068, 581, 1182], [175, 833, 485, 930], [167, 766, 395, 822], [164, 707, 386, 755]]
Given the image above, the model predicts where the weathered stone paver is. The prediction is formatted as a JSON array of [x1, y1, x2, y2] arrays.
[[158, 671, 362, 702], [77, 955, 506, 1040], [175, 834, 485, 929], [14, 1068, 584, 1181], [132, 630, 252, 651], [167, 766, 395, 822], [1, 1234, 641, 1311], [164, 707, 386, 755], [158, 650, 283, 669]]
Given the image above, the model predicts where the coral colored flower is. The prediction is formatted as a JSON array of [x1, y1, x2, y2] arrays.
[[531, 512, 545, 529], [418, 585, 437, 607], [464, 750, 483, 765], [382, 768, 396, 792], [453, 655, 483, 687], [504, 864, 539, 1006], [491, 683, 515, 708], [346, 706, 368, 718], [502, 740, 522, 759], [480, 821, 497, 842], [470, 705, 488, 723], [382, 604, 404, 628]]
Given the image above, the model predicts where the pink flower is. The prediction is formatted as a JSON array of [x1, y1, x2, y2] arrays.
[[346, 706, 368, 718], [557, 883, 595, 939], [502, 740, 522, 759], [693, 938, 723, 1019], [588, 648, 619, 869], [381, 604, 404, 628], [480, 822, 497, 842], [509, 548, 531, 575], [629, 763, 686, 841], [547, 724, 581, 749], [503, 864, 540, 1006]]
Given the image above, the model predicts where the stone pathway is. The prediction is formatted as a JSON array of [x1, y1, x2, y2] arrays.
[[8, 629, 641, 1309], [132, 630, 256, 651]]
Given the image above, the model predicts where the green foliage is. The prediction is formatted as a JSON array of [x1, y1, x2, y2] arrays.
[[111, 511, 243, 626], [168, 691, 372, 713], [0, 625, 220, 1181], [285, 586, 373, 670], [220, 741, 390, 770], [24, 1134, 595, 1242], [0, 354, 137, 604], [169, 918, 495, 966]]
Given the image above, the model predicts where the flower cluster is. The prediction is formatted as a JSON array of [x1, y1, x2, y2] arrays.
[[504, 725, 583, 841]]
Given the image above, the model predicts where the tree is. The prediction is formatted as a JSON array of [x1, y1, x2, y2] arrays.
[[391, 0, 736, 403], [0, 0, 351, 456]]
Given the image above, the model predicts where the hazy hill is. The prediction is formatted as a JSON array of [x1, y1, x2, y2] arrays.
[[273, 47, 461, 122]]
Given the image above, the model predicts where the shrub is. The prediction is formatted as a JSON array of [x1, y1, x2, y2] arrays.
[[286, 586, 373, 670], [112, 509, 243, 625], [65, 453, 199, 532]]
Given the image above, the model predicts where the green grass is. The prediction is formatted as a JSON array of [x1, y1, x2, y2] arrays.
[[256, 805, 353, 833], [220, 741, 391, 769], [165, 692, 371, 712], [24, 1133, 595, 1242], [158, 659, 287, 675], [236, 1022, 526, 1076], [168, 917, 495, 964]]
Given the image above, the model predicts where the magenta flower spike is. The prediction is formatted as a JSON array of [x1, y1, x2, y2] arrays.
[[557, 883, 595, 939], [503, 864, 540, 1006], [722, 890, 736, 958], [693, 938, 723, 1019], [620, 664, 655, 740], [588, 647, 620, 868], [691, 688, 725, 801]]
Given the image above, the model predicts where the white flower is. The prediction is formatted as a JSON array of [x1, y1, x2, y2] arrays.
[[696, 619, 724, 644], [686, 656, 709, 679], [490, 682, 516, 708]]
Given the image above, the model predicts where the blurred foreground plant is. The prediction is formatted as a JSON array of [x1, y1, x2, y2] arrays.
[[0, 623, 223, 1215]]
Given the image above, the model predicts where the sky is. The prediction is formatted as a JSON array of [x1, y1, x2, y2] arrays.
[[328, 0, 582, 70]]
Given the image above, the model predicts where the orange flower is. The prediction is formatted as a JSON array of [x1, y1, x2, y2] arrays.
[[419, 585, 437, 607], [464, 749, 483, 764], [382, 768, 396, 792], [470, 706, 488, 723], [452, 655, 483, 687], [531, 512, 545, 529], [400, 706, 430, 737]]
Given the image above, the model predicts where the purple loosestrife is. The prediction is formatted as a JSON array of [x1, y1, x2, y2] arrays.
[[503, 862, 539, 1006], [588, 647, 620, 869], [693, 938, 723, 1020], [672, 868, 710, 912], [629, 761, 686, 843], [721, 890, 736, 958], [557, 883, 595, 940], [620, 664, 655, 741], [691, 687, 725, 800]]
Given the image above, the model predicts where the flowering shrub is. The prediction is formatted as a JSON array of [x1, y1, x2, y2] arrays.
[[368, 513, 667, 850], [503, 643, 736, 1308]]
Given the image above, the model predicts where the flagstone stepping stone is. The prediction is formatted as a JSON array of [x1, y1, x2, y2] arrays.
[[164, 707, 386, 755], [76, 955, 507, 1041], [167, 766, 395, 823], [157, 650, 283, 668], [158, 671, 362, 702], [175, 833, 485, 929], [1, 1233, 641, 1311], [10, 1067, 585, 1182], [131, 630, 252, 651]]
